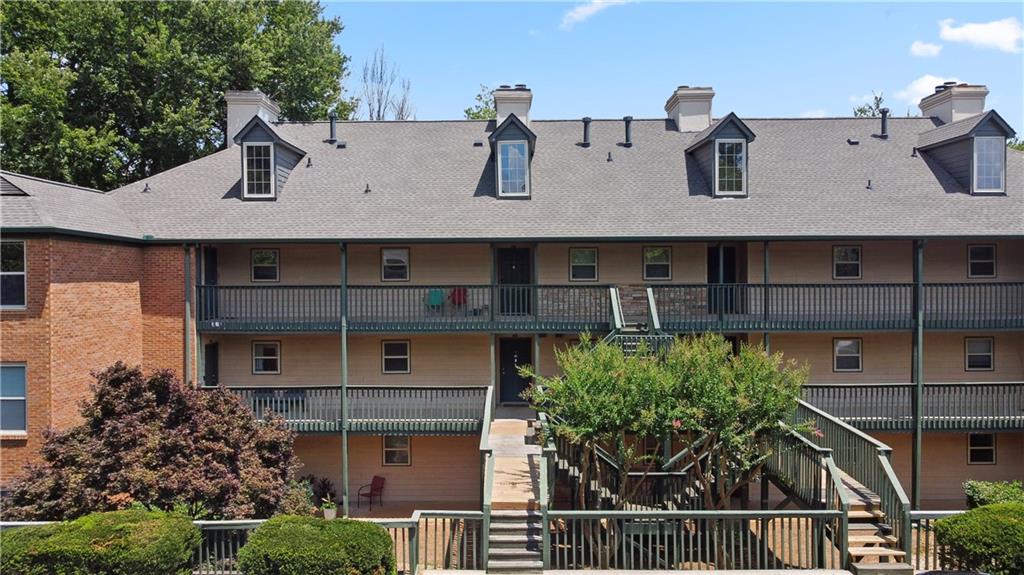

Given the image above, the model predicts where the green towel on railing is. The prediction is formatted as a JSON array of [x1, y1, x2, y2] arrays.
[[426, 289, 445, 309]]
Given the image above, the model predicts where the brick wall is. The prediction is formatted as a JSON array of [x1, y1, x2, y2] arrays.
[[142, 246, 192, 381]]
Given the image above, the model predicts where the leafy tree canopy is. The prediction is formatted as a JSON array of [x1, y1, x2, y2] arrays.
[[0, 0, 357, 189], [1, 363, 296, 521], [464, 84, 496, 120]]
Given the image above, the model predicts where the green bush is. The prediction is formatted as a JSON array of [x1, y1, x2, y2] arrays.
[[277, 480, 317, 516], [963, 480, 1024, 508], [0, 509, 200, 575], [935, 502, 1024, 575], [237, 515, 395, 575]]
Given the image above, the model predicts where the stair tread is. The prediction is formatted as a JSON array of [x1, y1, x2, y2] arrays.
[[848, 534, 898, 544], [489, 549, 541, 557], [489, 534, 539, 542], [848, 509, 886, 519], [849, 547, 907, 557], [487, 560, 544, 567]]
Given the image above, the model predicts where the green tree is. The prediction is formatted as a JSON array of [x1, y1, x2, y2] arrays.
[[0, 0, 357, 189], [464, 84, 496, 120], [1009, 138, 1024, 152], [853, 91, 885, 117]]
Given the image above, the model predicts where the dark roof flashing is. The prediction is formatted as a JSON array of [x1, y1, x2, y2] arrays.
[[684, 112, 756, 153]]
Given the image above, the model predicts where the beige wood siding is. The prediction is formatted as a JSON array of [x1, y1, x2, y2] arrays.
[[348, 244, 491, 285], [923, 239, 1024, 282], [216, 244, 339, 285], [537, 243, 706, 284], [875, 431, 1024, 509], [348, 435, 481, 504], [768, 332, 1024, 384], [209, 334, 491, 387]]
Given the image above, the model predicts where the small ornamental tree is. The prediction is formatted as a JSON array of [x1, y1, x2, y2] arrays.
[[2, 363, 296, 520]]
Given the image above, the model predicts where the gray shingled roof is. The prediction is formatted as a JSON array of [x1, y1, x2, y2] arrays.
[[916, 111, 1015, 150], [4, 116, 1022, 241], [0, 171, 141, 238]]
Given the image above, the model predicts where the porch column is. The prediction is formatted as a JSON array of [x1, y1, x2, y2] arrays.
[[911, 239, 925, 509], [183, 245, 193, 385], [763, 240, 770, 352], [196, 245, 204, 386], [490, 334, 497, 412], [340, 243, 350, 516]]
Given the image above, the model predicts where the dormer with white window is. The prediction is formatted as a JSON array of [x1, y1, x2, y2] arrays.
[[232, 114, 306, 200], [489, 113, 537, 198], [684, 112, 756, 197], [917, 108, 1015, 196]]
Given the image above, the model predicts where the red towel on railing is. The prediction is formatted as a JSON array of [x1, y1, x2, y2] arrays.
[[450, 287, 468, 306]]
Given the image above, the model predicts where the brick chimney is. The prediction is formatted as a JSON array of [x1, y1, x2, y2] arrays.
[[919, 82, 988, 125], [494, 84, 533, 125], [665, 86, 714, 132], [225, 90, 280, 147]]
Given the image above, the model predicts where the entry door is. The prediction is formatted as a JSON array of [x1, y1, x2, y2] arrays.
[[203, 342, 219, 387], [500, 338, 533, 404], [497, 248, 532, 316], [707, 246, 738, 314]]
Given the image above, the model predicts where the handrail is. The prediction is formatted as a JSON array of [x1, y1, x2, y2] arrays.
[[479, 386, 494, 453], [645, 286, 661, 332], [798, 399, 891, 450], [609, 286, 624, 330]]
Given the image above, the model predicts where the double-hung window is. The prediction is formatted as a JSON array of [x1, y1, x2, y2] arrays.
[[251, 249, 279, 282], [965, 337, 994, 371], [643, 247, 672, 281], [252, 341, 281, 375], [383, 435, 411, 465], [833, 246, 862, 280], [1, 241, 26, 308], [833, 338, 862, 372], [1, 365, 27, 434], [967, 245, 996, 278], [243, 142, 275, 198], [967, 433, 996, 465], [714, 139, 746, 196], [382, 341, 411, 374], [498, 141, 530, 197], [973, 137, 1004, 193], [381, 248, 410, 281], [569, 248, 598, 281]]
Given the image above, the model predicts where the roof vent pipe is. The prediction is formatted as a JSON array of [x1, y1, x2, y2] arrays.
[[582, 117, 592, 147], [623, 116, 633, 147], [328, 110, 338, 143], [879, 108, 889, 139]]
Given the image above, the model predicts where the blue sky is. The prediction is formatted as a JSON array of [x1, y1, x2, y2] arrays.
[[326, 2, 1024, 128]]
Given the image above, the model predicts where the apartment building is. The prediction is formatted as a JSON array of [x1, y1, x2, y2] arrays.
[[1, 82, 1021, 512]]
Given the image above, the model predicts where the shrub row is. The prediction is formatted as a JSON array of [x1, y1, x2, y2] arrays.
[[962, 479, 1024, 508], [237, 515, 395, 575], [935, 502, 1024, 575]]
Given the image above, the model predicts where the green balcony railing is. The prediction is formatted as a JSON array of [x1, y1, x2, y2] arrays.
[[802, 382, 1024, 431], [197, 284, 612, 333], [221, 385, 489, 434], [652, 282, 1024, 332]]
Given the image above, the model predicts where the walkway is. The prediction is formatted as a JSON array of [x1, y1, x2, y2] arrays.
[[489, 414, 541, 510]]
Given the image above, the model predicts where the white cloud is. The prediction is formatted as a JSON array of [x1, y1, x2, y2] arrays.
[[939, 17, 1023, 53], [910, 41, 942, 57], [800, 109, 828, 118], [560, 0, 631, 31], [895, 74, 961, 104]]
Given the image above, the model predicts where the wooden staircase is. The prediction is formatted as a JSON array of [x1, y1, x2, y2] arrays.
[[838, 473, 911, 575], [486, 510, 543, 574]]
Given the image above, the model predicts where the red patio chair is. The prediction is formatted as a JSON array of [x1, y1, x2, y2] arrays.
[[358, 476, 386, 510]]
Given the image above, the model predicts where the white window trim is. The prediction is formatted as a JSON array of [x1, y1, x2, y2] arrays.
[[382, 435, 412, 466], [972, 136, 1005, 194], [833, 338, 863, 373], [497, 140, 530, 197], [713, 138, 747, 197], [569, 248, 599, 282], [250, 248, 280, 283], [380, 248, 410, 282], [964, 337, 994, 372], [967, 244, 996, 279], [0, 363, 27, 435], [967, 432, 996, 465], [242, 142, 276, 199], [252, 341, 281, 375], [382, 340, 411, 374], [1, 240, 27, 310], [832, 245, 863, 280], [643, 246, 673, 281]]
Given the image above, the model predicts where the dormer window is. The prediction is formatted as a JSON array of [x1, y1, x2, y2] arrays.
[[715, 139, 747, 196], [498, 141, 530, 197], [243, 142, 275, 198], [973, 137, 1005, 193]]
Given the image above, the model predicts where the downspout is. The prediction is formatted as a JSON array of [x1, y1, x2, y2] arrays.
[[340, 242, 350, 517], [911, 239, 925, 509]]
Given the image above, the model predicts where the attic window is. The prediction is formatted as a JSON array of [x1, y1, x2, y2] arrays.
[[714, 139, 746, 196], [243, 142, 275, 198], [973, 137, 1004, 193], [498, 141, 530, 197]]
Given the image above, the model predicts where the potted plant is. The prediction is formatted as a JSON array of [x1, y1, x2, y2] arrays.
[[321, 497, 337, 520]]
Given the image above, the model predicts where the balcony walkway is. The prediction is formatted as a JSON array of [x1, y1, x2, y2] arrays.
[[489, 416, 542, 511]]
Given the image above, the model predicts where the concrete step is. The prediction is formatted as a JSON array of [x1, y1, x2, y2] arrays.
[[849, 547, 907, 558], [849, 562, 913, 575], [491, 510, 542, 522], [489, 548, 541, 561], [489, 534, 541, 548], [489, 522, 541, 534], [486, 559, 543, 574]]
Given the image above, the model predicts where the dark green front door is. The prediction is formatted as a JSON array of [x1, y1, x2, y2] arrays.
[[500, 338, 532, 404]]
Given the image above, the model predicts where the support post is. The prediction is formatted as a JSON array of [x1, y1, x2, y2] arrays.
[[183, 245, 192, 385], [490, 244, 497, 325], [490, 334, 497, 411], [340, 243, 350, 517], [763, 240, 770, 339], [195, 245, 204, 386], [717, 243, 725, 330], [911, 239, 925, 509]]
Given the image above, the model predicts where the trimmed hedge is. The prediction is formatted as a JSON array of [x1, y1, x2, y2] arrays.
[[237, 515, 395, 575], [935, 502, 1024, 575], [0, 509, 200, 575], [963, 480, 1024, 508]]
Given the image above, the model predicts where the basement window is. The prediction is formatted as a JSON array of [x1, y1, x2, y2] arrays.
[[569, 248, 598, 282], [833, 338, 862, 372], [383, 435, 411, 466], [967, 245, 996, 278], [498, 141, 530, 197], [714, 139, 747, 196], [965, 337, 994, 371], [973, 137, 1004, 194], [243, 142, 275, 198], [252, 341, 281, 375], [1, 241, 26, 309], [0, 364, 27, 433], [833, 246, 862, 280], [644, 247, 672, 281], [251, 249, 279, 282], [967, 433, 996, 465]]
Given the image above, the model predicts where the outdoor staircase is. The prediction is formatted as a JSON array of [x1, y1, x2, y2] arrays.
[[837, 474, 912, 575], [486, 510, 543, 574]]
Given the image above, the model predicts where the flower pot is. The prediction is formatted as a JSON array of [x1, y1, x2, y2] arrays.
[[323, 507, 337, 520]]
